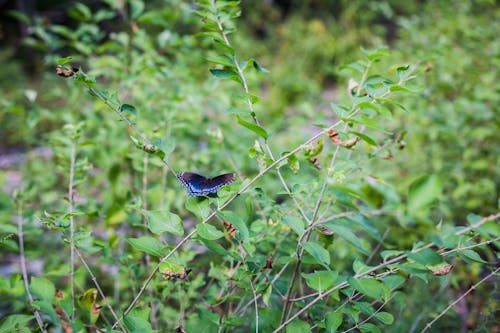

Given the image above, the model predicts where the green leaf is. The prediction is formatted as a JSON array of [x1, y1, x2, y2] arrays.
[[353, 259, 373, 275], [325, 312, 343, 333], [185, 197, 211, 220], [394, 262, 429, 282], [200, 238, 227, 255], [219, 211, 249, 241], [30, 277, 55, 302], [57, 57, 73, 65], [407, 248, 444, 266], [209, 68, 240, 82], [323, 223, 370, 255], [70, 3, 91, 21], [262, 284, 272, 306], [206, 55, 235, 68], [120, 103, 137, 115], [360, 323, 382, 333], [145, 210, 183, 236], [130, 0, 145, 19], [152, 138, 176, 157], [302, 241, 330, 268], [281, 216, 305, 236], [302, 271, 338, 292], [380, 250, 404, 261], [126, 237, 164, 257], [375, 312, 394, 325], [408, 175, 441, 212], [361, 47, 389, 61], [197, 224, 224, 240], [459, 249, 488, 264], [237, 116, 268, 139], [124, 315, 153, 333], [348, 131, 377, 146], [248, 59, 269, 73], [0, 314, 34, 332], [348, 277, 390, 301], [287, 154, 300, 173], [6, 10, 31, 24], [396, 65, 411, 81], [286, 319, 311, 333]]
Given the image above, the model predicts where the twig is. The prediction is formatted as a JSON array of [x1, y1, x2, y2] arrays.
[[249, 278, 259, 333], [74, 247, 127, 333], [68, 140, 76, 320], [420, 266, 500, 333], [141, 155, 158, 329], [341, 295, 394, 333], [317, 209, 387, 225], [440, 237, 500, 256], [16, 199, 47, 333]]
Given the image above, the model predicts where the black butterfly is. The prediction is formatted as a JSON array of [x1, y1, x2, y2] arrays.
[[177, 172, 236, 197]]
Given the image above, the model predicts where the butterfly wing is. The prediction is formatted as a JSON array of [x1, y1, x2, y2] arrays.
[[203, 173, 236, 195], [177, 172, 208, 197], [177, 172, 235, 197]]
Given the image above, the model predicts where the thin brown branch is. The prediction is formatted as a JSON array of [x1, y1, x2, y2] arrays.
[[16, 200, 47, 333], [341, 295, 394, 333], [68, 141, 76, 320], [420, 266, 500, 333], [74, 247, 127, 333]]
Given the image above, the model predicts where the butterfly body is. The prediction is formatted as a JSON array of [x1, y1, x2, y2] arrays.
[[177, 172, 235, 197]]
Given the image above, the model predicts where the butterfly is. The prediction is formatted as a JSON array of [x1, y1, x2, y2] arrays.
[[177, 172, 236, 197]]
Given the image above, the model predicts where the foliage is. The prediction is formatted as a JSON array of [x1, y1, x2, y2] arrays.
[[0, 0, 498, 332]]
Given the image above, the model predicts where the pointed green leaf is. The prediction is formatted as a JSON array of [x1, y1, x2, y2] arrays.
[[219, 211, 249, 241], [197, 223, 224, 240], [407, 248, 443, 266], [57, 57, 73, 65], [0, 314, 35, 332], [348, 277, 390, 301], [237, 116, 268, 139], [302, 271, 338, 292], [30, 277, 55, 302], [323, 223, 370, 255], [325, 312, 343, 333], [286, 319, 311, 333], [120, 103, 137, 115], [145, 210, 183, 236], [348, 131, 377, 146], [408, 175, 441, 212], [124, 315, 153, 333], [302, 241, 330, 268], [375, 312, 394, 325], [281, 216, 305, 236], [126, 237, 164, 257], [459, 249, 488, 264], [360, 323, 382, 333]]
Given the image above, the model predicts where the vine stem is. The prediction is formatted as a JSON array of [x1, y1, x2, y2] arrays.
[[421, 266, 500, 333], [68, 140, 76, 320], [272, 213, 500, 332], [16, 199, 47, 333]]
